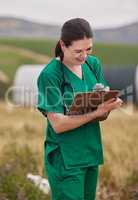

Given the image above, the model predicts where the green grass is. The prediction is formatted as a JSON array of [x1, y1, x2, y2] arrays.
[[0, 50, 40, 80], [94, 43, 138, 66], [0, 38, 138, 89], [0, 38, 138, 65], [0, 38, 56, 57]]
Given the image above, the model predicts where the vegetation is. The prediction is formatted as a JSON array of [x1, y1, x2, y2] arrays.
[[94, 43, 138, 66], [0, 102, 138, 199], [0, 38, 56, 58], [0, 43, 50, 81], [0, 38, 138, 199], [0, 38, 138, 81]]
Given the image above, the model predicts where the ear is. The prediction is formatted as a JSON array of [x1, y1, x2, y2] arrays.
[[60, 40, 65, 52]]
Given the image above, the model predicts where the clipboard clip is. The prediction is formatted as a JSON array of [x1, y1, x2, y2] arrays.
[[92, 83, 110, 92]]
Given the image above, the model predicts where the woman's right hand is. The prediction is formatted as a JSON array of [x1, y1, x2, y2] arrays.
[[95, 98, 123, 118]]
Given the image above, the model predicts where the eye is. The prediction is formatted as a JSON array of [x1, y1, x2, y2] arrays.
[[75, 50, 82, 53], [86, 47, 92, 51], [74, 47, 92, 54]]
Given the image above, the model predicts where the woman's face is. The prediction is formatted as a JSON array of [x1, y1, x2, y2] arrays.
[[60, 37, 93, 66]]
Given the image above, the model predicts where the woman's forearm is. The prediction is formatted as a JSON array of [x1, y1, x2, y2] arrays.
[[47, 111, 99, 134], [47, 98, 123, 134]]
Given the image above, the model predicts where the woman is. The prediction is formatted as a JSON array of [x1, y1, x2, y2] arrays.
[[37, 18, 123, 200]]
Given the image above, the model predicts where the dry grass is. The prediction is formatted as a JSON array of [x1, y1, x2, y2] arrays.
[[0, 101, 138, 199], [0, 101, 46, 175], [101, 105, 138, 186]]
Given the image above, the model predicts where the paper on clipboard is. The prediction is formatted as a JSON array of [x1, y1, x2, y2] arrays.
[[67, 90, 120, 115]]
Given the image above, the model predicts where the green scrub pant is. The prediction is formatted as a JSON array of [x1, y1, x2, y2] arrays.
[[45, 146, 99, 200]]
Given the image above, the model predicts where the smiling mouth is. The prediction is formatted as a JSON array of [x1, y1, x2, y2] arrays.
[[76, 58, 86, 62]]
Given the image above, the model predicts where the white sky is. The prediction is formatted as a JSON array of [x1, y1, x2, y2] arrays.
[[0, 0, 138, 28]]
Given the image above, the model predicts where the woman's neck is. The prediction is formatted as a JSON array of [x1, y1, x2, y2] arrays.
[[62, 58, 80, 69]]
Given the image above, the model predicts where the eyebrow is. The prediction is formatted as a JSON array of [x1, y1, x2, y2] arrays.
[[74, 46, 93, 52]]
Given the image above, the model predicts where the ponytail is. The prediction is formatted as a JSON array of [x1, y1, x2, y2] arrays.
[[55, 41, 64, 62]]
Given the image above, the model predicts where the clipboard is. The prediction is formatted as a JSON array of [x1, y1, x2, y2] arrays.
[[67, 90, 120, 115]]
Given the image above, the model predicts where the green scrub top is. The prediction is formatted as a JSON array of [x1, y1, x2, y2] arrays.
[[37, 55, 108, 169]]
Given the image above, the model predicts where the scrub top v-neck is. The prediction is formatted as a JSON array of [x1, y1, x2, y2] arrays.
[[37, 55, 108, 169], [62, 62, 84, 81]]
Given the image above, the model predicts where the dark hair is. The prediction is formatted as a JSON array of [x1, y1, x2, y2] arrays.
[[55, 18, 93, 61]]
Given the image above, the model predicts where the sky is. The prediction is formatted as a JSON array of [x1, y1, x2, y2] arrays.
[[0, 0, 138, 28]]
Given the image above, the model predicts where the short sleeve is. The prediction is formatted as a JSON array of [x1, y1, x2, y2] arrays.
[[37, 71, 64, 115]]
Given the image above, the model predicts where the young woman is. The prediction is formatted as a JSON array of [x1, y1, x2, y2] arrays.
[[37, 18, 123, 200]]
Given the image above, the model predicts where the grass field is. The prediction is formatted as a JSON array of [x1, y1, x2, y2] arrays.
[[0, 38, 138, 82], [0, 44, 50, 80], [0, 102, 138, 200], [0, 38, 138, 199], [0, 38, 138, 65]]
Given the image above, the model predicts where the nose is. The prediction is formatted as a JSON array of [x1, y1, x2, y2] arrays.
[[80, 51, 88, 58]]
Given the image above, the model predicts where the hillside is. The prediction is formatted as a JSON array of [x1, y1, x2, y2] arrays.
[[0, 16, 60, 39], [0, 16, 138, 44], [94, 22, 138, 44]]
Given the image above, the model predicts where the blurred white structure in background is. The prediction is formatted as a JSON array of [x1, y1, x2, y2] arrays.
[[27, 173, 50, 194], [13, 65, 44, 106]]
